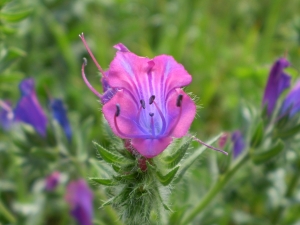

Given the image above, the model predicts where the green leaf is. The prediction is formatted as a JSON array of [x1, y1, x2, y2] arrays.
[[89, 177, 116, 186], [275, 124, 300, 139], [160, 138, 191, 168], [156, 166, 179, 186], [250, 120, 264, 148], [0, 25, 16, 35], [0, 72, 23, 83], [0, 9, 32, 22], [112, 164, 121, 173], [251, 140, 284, 164], [0, 48, 26, 72], [93, 142, 132, 166]]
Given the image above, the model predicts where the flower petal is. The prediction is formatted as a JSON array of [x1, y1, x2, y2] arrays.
[[107, 47, 192, 105], [152, 55, 192, 97], [19, 78, 35, 96], [165, 88, 196, 138], [107, 50, 149, 101], [65, 179, 93, 225], [231, 131, 245, 158], [280, 80, 300, 117], [14, 92, 47, 137], [262, 58, 291, 116], [131, 136, 172, 158], [50, 99, 72, 142], [102, 89, 147, 139]]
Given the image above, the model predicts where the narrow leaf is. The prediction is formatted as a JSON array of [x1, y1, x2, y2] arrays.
[[156, 166, 179, 186], [89, 177, 116, 186], [161, 138, 191, 168], [251, 140, 284, 164], [275, 124, 300, 139], [93, 142, 132, 166], [1, 9, 32, 22]]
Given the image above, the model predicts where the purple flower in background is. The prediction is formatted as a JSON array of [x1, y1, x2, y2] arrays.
[[65, 179, 93, 225], [280, 80, 300, 118], [45, 171, 60, 191], [231, 131, 245, 158], [262, 58, 291, 116], [50, 99, 72, 142], [79, 34, 196, 158], [0, 100, 14, 130], [14, 78, 48, 136]]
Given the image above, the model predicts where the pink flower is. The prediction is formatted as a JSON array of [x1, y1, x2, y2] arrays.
[[80, 34, 196, 158]]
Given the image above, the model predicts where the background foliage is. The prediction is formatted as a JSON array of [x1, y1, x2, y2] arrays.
[[1, 0, 300, 224]]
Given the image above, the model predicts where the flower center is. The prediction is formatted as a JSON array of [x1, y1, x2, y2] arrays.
[[113, 94, 183, 139]]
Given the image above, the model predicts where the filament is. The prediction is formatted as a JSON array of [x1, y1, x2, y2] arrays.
[[153, 101, 166, 135], [79, 33, 105, 75], [192, 136, 228, 155], [81, 58, 103, 99]]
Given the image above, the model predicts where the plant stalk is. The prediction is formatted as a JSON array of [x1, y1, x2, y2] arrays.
[[181, 153, 250, 225]]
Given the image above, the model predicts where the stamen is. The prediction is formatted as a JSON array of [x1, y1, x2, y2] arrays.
[[192, 136, 228, 155], [79, 33, 105, 75], [149, 113, 155, 137], [176, 94, 183, 107], [149, 95, 155, 105], [140, 99, 146, 109], [113, 105, 152, 139], [81, 58, 103, 99], [115, 104, 120, 117], [168, 95, 183, 135]]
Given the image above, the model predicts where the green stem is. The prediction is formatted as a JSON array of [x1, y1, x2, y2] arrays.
[[0, 201, 16, 223], [271, 169, 300, 224], [181, 153, 250, 225]]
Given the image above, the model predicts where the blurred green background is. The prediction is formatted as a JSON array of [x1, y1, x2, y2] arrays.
[[1, 0, 300, 224]]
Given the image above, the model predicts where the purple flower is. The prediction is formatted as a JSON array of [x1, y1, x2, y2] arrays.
[[231, 131, 245, 158], [0, 100, 14, 130], [65, 179, 93, 225], [262, 58, 291, 116], [45, 171, 60, 191], [14, 78, 48, 136], [80, 34, 196, 158], [50, 99, 72, 142], [280, 80, 300, 117]]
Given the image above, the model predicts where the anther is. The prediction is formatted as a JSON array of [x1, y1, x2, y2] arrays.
[[149, 112, 154, 117], [140, 99, 146, 109], [115, 104, 120, 117], [149, 95, 155, 105], [83, 57, 87, 66], [176, 94, 183, 107]]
